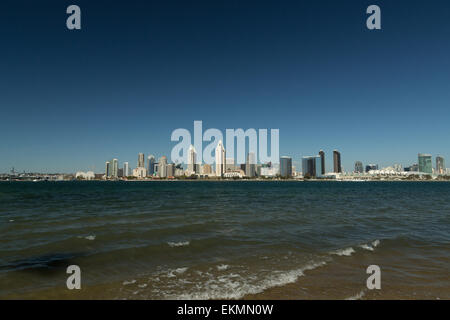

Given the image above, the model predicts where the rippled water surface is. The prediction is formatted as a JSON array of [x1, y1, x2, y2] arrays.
[[0, 181, 449, 299]]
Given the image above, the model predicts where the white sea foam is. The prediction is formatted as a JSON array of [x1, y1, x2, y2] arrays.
[[346, 289, 366, 300], [360, 239, 380, 251], [167, 241, 190, 247], [9, 220, 14, 222], [123, 279, 137, 285], [85, 235, 96, 241], [331, 247, 355, 256], [167, 267, 189, 278], [163, 261, 327, 300], [217, 264, 229, 271], [360, 244, 374, 251]]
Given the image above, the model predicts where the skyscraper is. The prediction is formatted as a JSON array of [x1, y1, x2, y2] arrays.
[[147, 155, 155, 176], [354, 161, 363, 173], [105, 161, 111, 178], [302, 156, 322, 178], [319, 150, 325, 175], [280, 156, 292, 178], [167, 163, 175, 177], [418, 153, 432, 174], [215, 140, 226, 177], [112, 158, 119, 178], [436, 156, 445, 175], [188, 145, 197, 174], [333, 150, 342, 173], [245, 152, 256, 177], [138, 153, 145, 168], [366, 164, 378, 172], [123, 162, 130, 177], [159, 156, 168, 178]]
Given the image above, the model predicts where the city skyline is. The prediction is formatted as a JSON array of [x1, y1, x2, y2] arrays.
[[100, 149, 447, 179], [3, 145, 449, 175]]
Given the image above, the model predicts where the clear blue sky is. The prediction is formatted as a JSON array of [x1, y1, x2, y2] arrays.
[[1, 0, 449, 173]]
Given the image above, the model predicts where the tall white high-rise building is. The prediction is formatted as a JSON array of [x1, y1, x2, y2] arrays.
[[159, 156, 168, 178], [123, 162, 130, 177], [188, 145, 197, 174], [112, 159, 119, 178], [215, 140, 226, 177]]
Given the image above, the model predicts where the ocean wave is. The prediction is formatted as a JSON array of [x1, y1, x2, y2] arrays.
[[167, 267, 189, 278], [359, 239, 380, 251], [122, 279, 137, 285], [359, 244, 374, 251], [163, 261, 327, 300], [77, 235, 96, 240], [167, 241, 190, 247], [331, 247, 355, 256], [217, 264, 229, 271]]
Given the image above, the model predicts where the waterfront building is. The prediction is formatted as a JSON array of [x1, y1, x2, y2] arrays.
[[418, 153, 432, 174], [256, 164, 262, 177], [245, 152, 256, 177], [260, 166, 278, 177], [188, 145, 197, 174], [226, 158, 236, 171], [167, 163, 175, 177], [175, 168, 184, 177], [366, 164, 378, 172], [123, 162, 130, 177], [436, 156, 445, 175], [138, 153, 145, 168], [223, 170, 245, 178], [215, 140, 226, 177], [302, 155, 323, 178], [105, 161, 111, 178], [132, 167, 147, 178], [333, 150, 342, 173], [202, 164, 212, 175], [354, 161, 363, 173], [111, 158, 119, 178], [118, 168, 123, 177], [280, 156, 292, 178], [75, 171, 95, 180], [159, 156, 168, 178], [404, 164, 418, 172], [319, 150, 325, 175], [147, 155, 155, 176]]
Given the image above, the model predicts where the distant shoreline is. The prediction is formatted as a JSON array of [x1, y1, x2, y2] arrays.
[[3, 179, 450, 183]]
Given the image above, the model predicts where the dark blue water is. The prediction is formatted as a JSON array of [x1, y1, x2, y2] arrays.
[[0, 181, 449, 299]]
